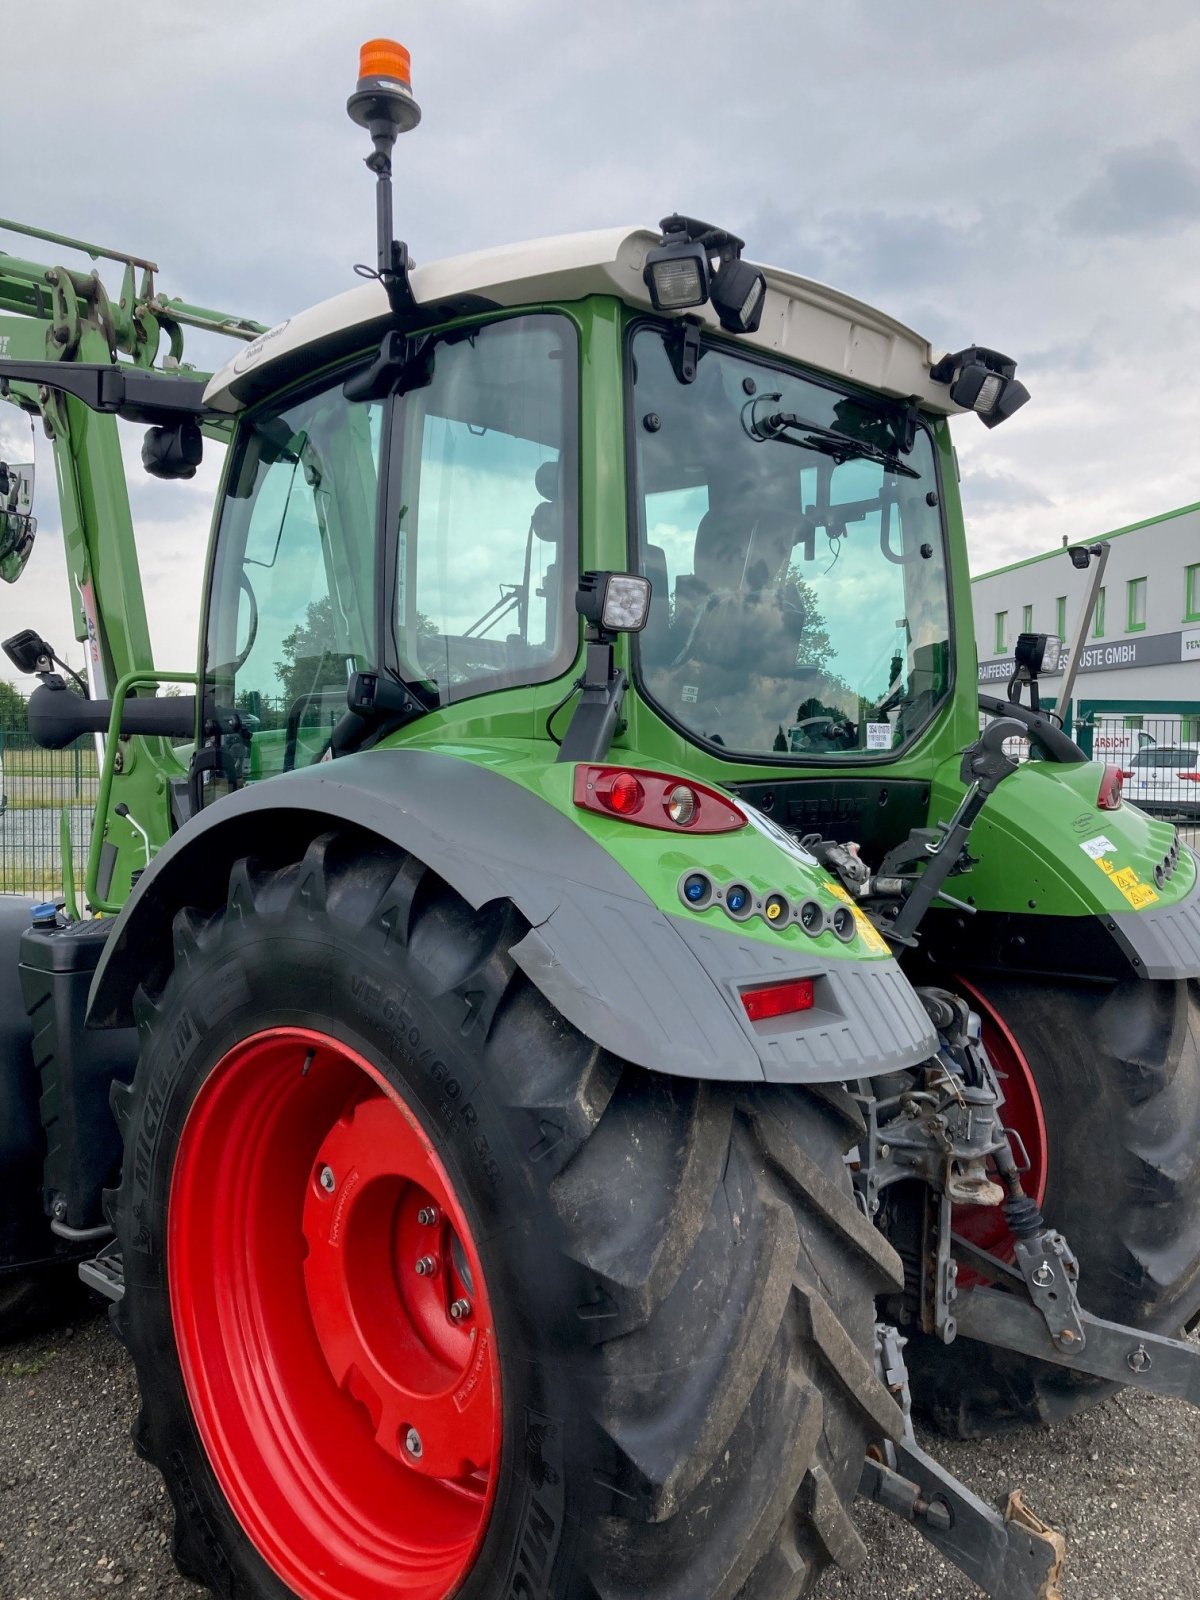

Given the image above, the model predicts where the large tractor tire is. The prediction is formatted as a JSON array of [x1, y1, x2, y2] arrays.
[[110, 829, 904, 1600], [908, 973, 1200, 1438]]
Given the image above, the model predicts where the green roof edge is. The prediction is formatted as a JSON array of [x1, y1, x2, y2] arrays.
[[972, 500, 1200, 584]]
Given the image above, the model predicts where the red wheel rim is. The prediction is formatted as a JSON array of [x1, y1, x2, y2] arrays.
[[168, 1027, 502, 1600], [952, 981, 1049, 1286]]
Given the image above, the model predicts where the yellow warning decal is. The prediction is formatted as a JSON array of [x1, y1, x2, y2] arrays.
[[1094, 856, 1159, 910]]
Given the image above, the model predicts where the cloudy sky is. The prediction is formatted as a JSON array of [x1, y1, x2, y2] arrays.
[[2, 0, 1199, 685]]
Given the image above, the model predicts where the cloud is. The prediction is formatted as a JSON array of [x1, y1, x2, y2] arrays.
[[961, 466, 1054, 517], [1062, 141, 1200, 236]]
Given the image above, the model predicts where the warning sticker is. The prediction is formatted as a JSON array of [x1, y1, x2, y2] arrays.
[[680, 684, 699, 704], [1087, 852, 1160, 910]]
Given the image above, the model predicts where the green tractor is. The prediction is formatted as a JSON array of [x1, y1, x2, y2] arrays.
[[1, 39, 1199, 1600]]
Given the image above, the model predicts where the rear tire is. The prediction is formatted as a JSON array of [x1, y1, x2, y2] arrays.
[[112, 829, 905, 1599], [908, 974, 1200, 1437]]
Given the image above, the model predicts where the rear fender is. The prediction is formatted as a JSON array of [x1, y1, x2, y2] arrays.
[[88, 749, 937, 1084]]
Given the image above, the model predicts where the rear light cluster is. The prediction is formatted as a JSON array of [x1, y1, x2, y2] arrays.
[[573, 766, 746, 833], [678, 872, 857, 942], [739, 978, 815, 1022], [1096, 764, 1125, 811]]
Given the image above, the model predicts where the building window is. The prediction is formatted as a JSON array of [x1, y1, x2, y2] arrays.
[[1022, 603, 1033, 633], [1126, 576, 1147, 632], [1055, 595, 1066, 639], [1187, 563, 1200, 623], [1093, 587, 1106, 638], [994, 611, 1007, 653]]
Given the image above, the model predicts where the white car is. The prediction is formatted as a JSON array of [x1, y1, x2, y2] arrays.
[[1123, 745, 1200, 819]]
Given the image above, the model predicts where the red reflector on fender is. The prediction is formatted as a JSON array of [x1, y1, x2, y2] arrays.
[[740, 978, 815, 1022]]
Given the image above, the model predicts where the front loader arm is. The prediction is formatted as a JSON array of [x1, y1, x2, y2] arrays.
[[0, 223, 264, 907]]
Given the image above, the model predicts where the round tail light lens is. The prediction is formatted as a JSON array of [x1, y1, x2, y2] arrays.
[[603, 772, 645, 815], [665, 784, 699, 826]]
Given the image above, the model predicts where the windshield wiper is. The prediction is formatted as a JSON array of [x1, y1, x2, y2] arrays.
[[745, 404, 920, 479]]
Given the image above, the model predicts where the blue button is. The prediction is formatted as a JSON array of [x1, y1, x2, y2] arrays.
[[726, 885, 749, 914], [684, 874, 709, 903]]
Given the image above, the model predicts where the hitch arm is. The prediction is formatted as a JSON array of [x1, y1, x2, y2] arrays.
[[956, 1287, 1200, 1405], [861, 1442, 1064, 1600]]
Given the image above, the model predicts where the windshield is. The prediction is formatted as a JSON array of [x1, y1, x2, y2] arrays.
[[630, 326, 952, 761]]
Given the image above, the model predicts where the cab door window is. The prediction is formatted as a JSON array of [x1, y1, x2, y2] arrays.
[[205, 381, 383, 792]]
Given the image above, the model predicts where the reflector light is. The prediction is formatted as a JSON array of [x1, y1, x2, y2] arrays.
[[1097, 765, 1125, 811], [359, 39, 413, 85], [573, 767, 746, 833], [740, 978, 815, 1022]]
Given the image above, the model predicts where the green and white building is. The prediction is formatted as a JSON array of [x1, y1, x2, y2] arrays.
[[972, 501, 1200, 755]]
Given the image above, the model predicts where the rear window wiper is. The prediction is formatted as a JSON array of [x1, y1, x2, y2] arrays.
[[745, 401, 920, 479]]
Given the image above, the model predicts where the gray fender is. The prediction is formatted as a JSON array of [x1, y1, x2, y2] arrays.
[[88, 749, 937, 1084]]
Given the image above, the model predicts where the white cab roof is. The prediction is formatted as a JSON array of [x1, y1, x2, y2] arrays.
[[204, 225, 962, 415]]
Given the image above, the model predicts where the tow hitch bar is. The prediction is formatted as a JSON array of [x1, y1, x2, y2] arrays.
[[862, 1325, 1066, 1600]]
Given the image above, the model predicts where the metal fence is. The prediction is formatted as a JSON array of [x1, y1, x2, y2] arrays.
[[0, 712, 95, 899], [1077, 713, 1200, 823], [0, 697, 1196, 905]]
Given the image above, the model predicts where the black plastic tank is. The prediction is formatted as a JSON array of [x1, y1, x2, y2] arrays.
[[18, 918, 138, 1232]]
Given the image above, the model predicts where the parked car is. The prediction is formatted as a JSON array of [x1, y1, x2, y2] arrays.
[[1123, 745, 1200, 819]]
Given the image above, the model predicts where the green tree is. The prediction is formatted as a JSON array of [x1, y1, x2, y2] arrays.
[[0, 679, 28, 735], [274, 597, 348, 707]]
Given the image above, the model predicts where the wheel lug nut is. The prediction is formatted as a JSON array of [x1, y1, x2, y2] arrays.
[[417, 1206, 439, 1227], [450, 1298, 472, 1322], [318, 1165, 336, 1193], [404, 1427, 423, 1459], [415, 1255, 438, 1277]]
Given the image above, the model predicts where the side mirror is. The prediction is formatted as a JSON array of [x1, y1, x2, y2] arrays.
[[0, 460, 37, 582]]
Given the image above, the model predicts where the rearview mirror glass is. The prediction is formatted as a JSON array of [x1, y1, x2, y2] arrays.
[[0, 460, 36, 582]]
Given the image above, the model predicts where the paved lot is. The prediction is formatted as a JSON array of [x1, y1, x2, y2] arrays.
[[2, 1306, 1198, 1600]]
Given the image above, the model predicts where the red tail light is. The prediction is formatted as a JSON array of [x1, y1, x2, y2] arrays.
[[740, 978, 815, 1022], [573, 766, 746, 833], [1181, 773, 1200, 783], [1096, 764, 1124, 810]]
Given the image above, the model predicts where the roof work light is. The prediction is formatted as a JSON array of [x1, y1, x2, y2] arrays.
[[929, 346, 1030, 428], [644, 215, 767, 334]]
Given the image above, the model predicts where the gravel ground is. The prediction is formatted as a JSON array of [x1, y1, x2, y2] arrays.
[[5, 829, 1198, 1597], [2, 1306, 1198, 1600]]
